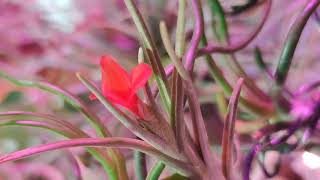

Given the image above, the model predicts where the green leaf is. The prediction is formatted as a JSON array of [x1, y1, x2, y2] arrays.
[[162, 173, 190, 180], [147, 162, 165, 180], [2, 91, 23, 104]]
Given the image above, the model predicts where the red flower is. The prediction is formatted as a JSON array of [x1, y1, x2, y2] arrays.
[[91, 55, 152, 118]]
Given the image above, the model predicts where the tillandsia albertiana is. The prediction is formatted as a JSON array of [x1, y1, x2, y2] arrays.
[[0, 0, 320, 180]]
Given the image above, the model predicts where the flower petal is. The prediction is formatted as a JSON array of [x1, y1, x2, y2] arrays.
[[89, 93, 97, 100], [130, 63, 152, 94], [100, 55, 131, 97]]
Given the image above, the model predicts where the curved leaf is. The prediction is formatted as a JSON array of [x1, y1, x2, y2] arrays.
[[0, 137, 193, 176], [0, 71, 110, 137], [0, 111, 87, 137], [222, 78, 243, 179], [0, 112, 119, 180]]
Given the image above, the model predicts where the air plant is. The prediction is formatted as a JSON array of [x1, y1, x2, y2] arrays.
[[0, 0, 320, 180]]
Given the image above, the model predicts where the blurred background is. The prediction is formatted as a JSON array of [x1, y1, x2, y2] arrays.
[[0, 0, 319, 179]]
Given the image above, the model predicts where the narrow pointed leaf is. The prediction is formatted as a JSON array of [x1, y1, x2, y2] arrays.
[[0, 137, 193, 176], [275, 0, 320, 86], [0, 111, 87, 137], [0, 112, 122, 180], [147, 162, 166, 180], [0, 71, 111, 137], [222, 78, 243, 179]]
